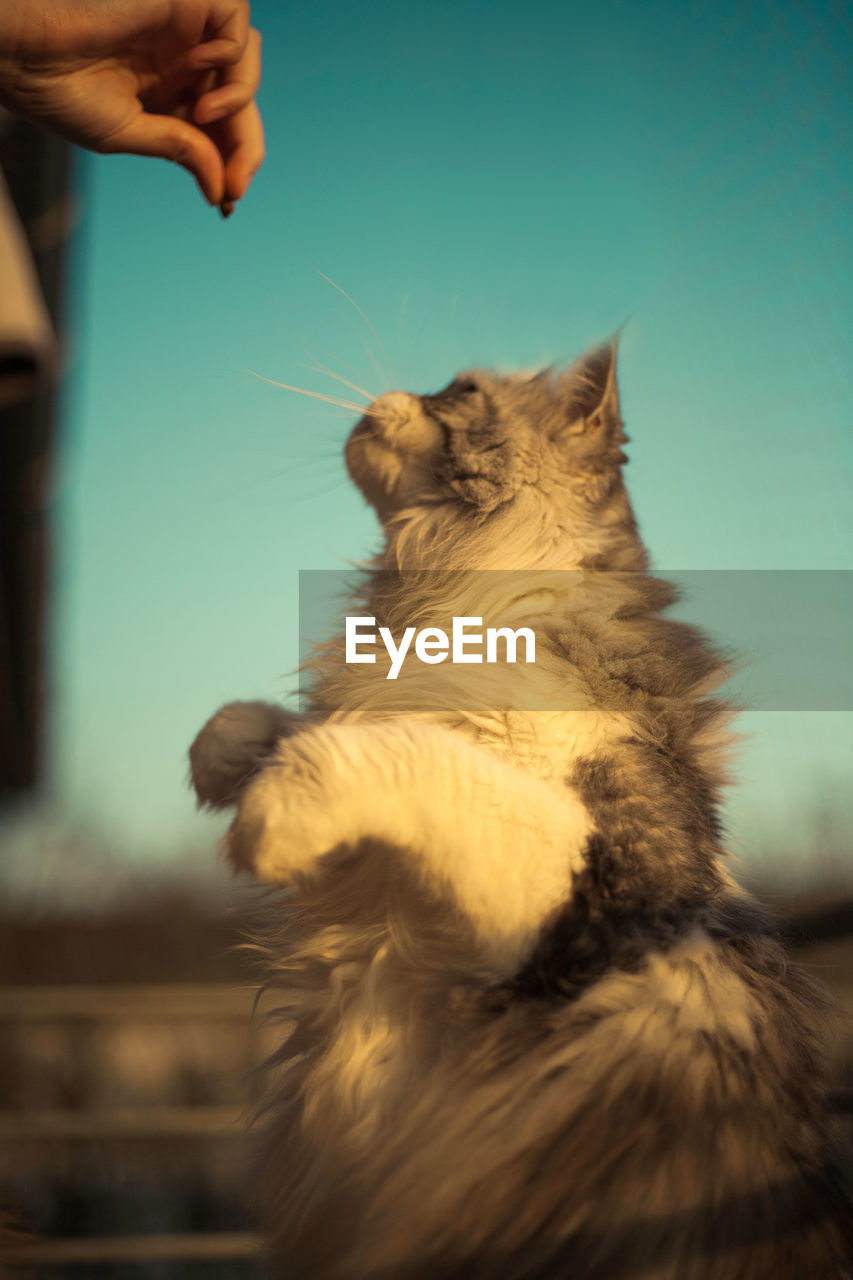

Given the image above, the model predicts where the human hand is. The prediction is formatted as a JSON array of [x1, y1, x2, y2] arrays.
[[0, 0, 264, 211]]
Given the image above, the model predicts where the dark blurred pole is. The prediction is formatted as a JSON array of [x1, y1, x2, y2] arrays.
[[0, 112, 74, 800]]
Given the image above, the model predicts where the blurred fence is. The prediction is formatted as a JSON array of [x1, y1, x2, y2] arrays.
[[0, 1231, 260, 1267], [0, 982, 279, 1275]]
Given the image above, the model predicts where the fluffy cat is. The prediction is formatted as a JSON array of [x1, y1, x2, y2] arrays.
[[189, 342, 852, 1279]]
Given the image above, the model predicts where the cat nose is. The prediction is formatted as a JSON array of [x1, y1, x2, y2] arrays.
[[365, 392, 442, 454], [368, 392, 418, 425]]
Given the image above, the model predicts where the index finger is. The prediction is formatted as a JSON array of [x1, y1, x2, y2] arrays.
[[194, 26, 261, 124], [220, 99, 265, 202], [183, 0, 251, 68]]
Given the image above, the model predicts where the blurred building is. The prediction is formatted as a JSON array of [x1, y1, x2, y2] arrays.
[[0, 113, 73, 799]]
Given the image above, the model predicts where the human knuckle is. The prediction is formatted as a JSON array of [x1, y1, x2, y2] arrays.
[[169, 137, 192, 166]]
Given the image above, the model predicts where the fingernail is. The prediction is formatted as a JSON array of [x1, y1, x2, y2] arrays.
[[220, 199, 235, 219]]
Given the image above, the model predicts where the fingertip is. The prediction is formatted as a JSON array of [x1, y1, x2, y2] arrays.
[[180, 145, 225, 206], [225, 150, 264, 203], [224, 173, 248, 203], [186, 170, 223, 207], [100, 114, 226, 206], [223, 172, 249, 204], [198, 178, 223, 207], [193, 96, 226, 126], [178, 135, 227, 206]]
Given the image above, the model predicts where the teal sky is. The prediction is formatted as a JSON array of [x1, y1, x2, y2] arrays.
[[30, 0, 853, 876]]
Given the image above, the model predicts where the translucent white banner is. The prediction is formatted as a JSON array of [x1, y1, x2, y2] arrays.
[[297, 570, 853, 712]]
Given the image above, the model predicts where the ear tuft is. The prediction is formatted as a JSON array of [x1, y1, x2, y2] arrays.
[[560, 337, 624, 442]]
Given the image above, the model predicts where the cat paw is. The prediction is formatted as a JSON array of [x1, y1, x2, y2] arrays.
[[189, 700, 298, 809], [225, 734, 351, 882]]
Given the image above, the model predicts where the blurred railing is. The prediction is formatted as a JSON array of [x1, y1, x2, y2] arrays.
[[0, 982, 271, 1271], [0, 1231, 262, 1266], [0, 983, 258, 1021]]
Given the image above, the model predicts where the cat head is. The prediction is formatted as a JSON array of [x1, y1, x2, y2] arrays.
[[345, 341, 646, 570]]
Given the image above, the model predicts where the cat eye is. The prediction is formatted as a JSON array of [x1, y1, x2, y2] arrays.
[[422, 377, 481, 414]]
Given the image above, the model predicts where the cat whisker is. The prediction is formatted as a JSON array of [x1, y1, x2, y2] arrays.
[[284, 473, 351, 503], [246, 370, 364, 413], [264, 455, 343, 482], [314, 268, 397, 390], [216, 453, 341, 503], [303, 344, 369, 384], [404, 302, 434, 386], [358, 338, 390, 395], [298, 355, 375, 403], [307, 408, 369, 419]]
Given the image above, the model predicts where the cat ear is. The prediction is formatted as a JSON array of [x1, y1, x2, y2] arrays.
[[558, 338, 626, 447]]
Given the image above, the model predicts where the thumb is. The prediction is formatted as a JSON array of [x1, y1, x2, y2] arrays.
[[100, 113, 225, 206]]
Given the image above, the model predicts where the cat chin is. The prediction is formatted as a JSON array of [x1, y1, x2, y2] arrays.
[[346, 439, 442, 520], [345, 434, 402, 502]]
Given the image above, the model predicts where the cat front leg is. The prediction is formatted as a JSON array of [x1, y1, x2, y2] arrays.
[[225, 723, 360, 881], [227, 719, 594, 973], [189, 700, 301, 809]]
